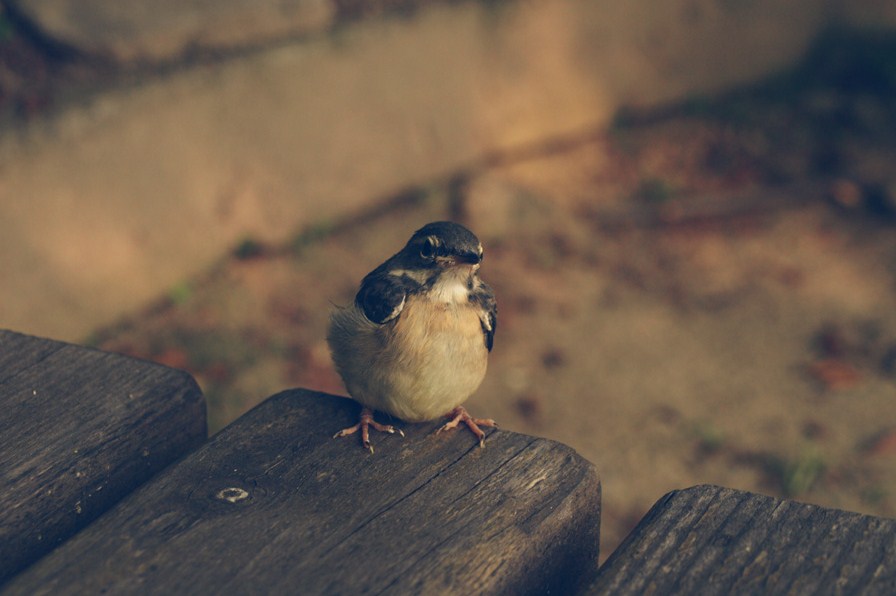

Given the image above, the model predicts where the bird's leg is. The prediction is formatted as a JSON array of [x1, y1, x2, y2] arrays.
[[333, 406, 404, 453], [437, 406, 497, 448]]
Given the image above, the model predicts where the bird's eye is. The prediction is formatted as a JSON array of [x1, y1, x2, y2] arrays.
[[420, 237, 438, 259]]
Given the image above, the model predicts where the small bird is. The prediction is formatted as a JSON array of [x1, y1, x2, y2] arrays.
[[328, 221, 497, 452]]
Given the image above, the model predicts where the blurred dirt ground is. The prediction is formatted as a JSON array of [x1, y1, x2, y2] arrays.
[[88, 38, 896, 560]]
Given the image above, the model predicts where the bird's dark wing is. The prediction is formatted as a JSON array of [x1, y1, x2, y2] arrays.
[[355, 268, 421, 324], [471, 282, 497, 352]]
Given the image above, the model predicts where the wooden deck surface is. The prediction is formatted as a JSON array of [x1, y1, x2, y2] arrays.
[[5, 388, 601, 595], [589, 484, 896, 594], [5, 330, 896, 594], [0, 329, 206, 583]]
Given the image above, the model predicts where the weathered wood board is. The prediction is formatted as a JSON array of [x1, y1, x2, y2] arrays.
[[0, 330, 206, 584], [590, 484, 896, 594], [5, 389, 601, 595]]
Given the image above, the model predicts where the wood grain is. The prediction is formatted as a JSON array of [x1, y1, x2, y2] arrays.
[[590, 484, 896, 594], [5, 389, 601, 595], [0, 330, 206, 584]]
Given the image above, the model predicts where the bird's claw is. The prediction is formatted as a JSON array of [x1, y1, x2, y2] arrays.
[[437, 406, 497, 447], [334, 406, 403, 453]]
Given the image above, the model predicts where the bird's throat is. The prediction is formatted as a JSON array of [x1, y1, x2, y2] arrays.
[[428, 268, 475, 304]]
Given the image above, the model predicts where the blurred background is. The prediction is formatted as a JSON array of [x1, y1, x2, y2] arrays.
[[2, 0, 896, 561]]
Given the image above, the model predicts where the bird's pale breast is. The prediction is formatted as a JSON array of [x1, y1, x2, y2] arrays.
[[329, 294, 488, 422]]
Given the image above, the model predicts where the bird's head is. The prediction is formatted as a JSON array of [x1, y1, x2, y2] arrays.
[[401, 221, 483, 273]]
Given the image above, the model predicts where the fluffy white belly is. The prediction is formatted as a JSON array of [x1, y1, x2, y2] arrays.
[[329, 296, 488, 422]]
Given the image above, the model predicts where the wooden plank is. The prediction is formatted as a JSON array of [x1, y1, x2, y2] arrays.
[[589, 484, 896, 595], [0, 330, 206, 584], [5, 389, 601, 595], [0, 329, 66, 379]]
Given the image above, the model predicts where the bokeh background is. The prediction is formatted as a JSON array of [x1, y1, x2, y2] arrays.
[[2, 0, 896, 561]]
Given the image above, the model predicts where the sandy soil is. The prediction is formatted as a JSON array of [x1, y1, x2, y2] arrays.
[[92, 44, 896, 561]]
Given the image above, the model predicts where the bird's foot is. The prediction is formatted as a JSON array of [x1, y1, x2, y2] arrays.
[[437, 406, 497, 447], [333, 406, 404, 453]]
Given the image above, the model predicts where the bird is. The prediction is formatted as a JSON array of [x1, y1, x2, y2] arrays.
[[327, 221, 497, 452]]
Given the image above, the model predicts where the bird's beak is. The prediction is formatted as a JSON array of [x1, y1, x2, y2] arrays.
[[453, 251, 481, 266]]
